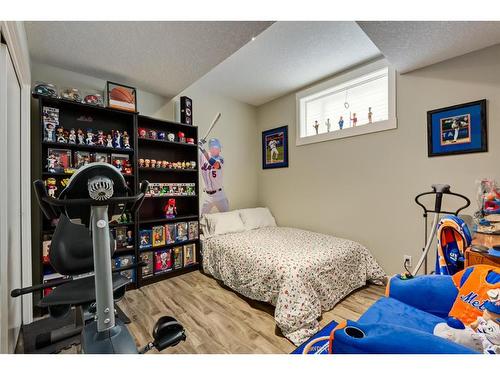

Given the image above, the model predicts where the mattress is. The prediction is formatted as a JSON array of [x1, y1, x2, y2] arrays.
[[202, 226, 386, 345]]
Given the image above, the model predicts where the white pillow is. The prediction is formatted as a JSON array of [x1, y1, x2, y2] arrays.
[[239, 207, 277, 230], [203, 210, 246, 238]]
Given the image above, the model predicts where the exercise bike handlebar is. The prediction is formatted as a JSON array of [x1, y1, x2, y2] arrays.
[[414, 189, 470, 216]]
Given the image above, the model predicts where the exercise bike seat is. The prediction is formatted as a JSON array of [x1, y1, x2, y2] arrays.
[[38, 273, 130, 308]]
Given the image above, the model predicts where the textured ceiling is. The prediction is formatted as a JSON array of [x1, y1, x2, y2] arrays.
[[24, 21, 273, 98], [195, 21, 382, 106], [358, 21, 500, 73]]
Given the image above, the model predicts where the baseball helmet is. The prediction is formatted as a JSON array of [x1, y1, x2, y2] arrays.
[[208, 138, 222, 150]]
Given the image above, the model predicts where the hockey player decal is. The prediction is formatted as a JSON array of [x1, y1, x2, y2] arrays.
[[198, 137, 229, 215]]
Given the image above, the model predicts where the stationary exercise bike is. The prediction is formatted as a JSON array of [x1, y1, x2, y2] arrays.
[[12, 162, 186, 353]]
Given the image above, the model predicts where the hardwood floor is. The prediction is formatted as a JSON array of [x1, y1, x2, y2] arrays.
[[115, 271, 385, 354]]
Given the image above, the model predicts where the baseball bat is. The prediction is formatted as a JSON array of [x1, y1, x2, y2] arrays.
[[201, 112, 222, 142]]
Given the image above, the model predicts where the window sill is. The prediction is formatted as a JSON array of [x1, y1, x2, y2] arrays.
[[296, 118, 397, 146]]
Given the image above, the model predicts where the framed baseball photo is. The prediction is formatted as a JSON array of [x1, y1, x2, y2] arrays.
[[262, 125, 288, 169], [427, 99, 487, 157]]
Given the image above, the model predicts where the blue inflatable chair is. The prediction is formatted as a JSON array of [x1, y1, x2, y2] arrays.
[[293, 266, 500, 354]]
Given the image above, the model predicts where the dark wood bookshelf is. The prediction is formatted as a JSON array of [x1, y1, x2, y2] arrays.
[[32, 95, 201, 316], [136, 114, 200, 287]]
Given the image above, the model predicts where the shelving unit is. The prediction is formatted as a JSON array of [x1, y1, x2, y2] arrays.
[[136, 114, 200, 288], [32, 95, 200, 314]]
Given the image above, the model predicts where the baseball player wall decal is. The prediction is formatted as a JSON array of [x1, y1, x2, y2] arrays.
[[198, 137, 229, 215]]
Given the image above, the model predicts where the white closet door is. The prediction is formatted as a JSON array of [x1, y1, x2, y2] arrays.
[[0, 43, 22, 353]]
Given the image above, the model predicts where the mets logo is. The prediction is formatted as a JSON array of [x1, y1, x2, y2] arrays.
[[460, 292, 487, 311]]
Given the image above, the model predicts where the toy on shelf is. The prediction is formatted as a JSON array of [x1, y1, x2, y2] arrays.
[[338, 116, 344, 130], [45, 178, 58, 198], [313, 120, 319, 135], [83, 93, 104, 107], [145, 182, 196, 197], [123, 131, 131, 149], [85, 129, 95, 145], [325, 118, 331, 132], [167, 133, 175, 142], [351, 113, 358, 127], [368, 107, 373, 124], [178, 131, 186, 143], [113, 130, 122, 148], [68, 128, 77, 144], [42, 107, 59, 142], [475, 179, 500, 234], [163, 198, 177, 219], [56, 126, 67, 143]]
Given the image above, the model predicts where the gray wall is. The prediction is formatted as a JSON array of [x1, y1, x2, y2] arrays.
[[256, 44, 500, 274]]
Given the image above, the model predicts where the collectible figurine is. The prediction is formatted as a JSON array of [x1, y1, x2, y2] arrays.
[[46, 178, 58, 198], [178, 131, 185, 143], [113, 130, 122, 148], [163, 198, 177, 219], [47, 153, 57, 173], [338, 116, 344, 130], [161, 160, 168, 169], [96, 130, 105, 146], [123, 161, 133, 175], [186, 138, 195, 144], [150, 159, 156, 168], [123, 132, 131, 149], [167, 133, 175, 142], [326, 118, 331, 132], [113, 159, 123, 172], [138, 128, 147, 138], [368, 107, 373, 124], [351, 113, 358, 127], [313, 120, 319, 135], [144, 159, 151, 168], [56, 127, 67, 143], [77, 129, 85, 144], [148, 130, 157, 140], [44, 123, 56, 142], [158, 131, 166, 140], [68, 128, 77, 144], [190, 161, 196, 169], [106, 133, 113, 147], [86, 129, 95, 145], [139, 158, 145, 168]]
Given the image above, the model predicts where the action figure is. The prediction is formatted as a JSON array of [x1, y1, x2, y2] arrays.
[[96, 130, 105, 146], [113, 159, 123, 172], [338, 116, 344, 130], [46, 178, 58, 198], [163, 198, 177, 218], [56, 127, 67, 143], [326, 118, 331, 132], [68, 128, 77, 144], [313, 120, 319, 135], [46, 153, 57, 173], [113, 130, 122, 148], [77, 129, 85, 144], [85, 129, 95, 145], [368, 107, 373, 124], [351, 113, 358, 127], [123, 131, 131, 149], [106, 134, 113, 148]]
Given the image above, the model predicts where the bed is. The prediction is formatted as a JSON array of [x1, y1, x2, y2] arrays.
[[200, 208, 386, 345]]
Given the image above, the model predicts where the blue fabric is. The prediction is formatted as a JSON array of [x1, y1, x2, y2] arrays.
[[359, 297, 445, 333], [332, 320, 476, 354], [388, 274, 458, 318], [291, 320, 338, 354]]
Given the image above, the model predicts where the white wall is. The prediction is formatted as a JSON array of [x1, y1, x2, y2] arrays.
[[168, 82, 260, 211], [256, 44, 500, 274], [31, 62, 170, 119]]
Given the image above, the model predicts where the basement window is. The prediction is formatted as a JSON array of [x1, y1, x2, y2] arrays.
[[296, 60, 396, 146]]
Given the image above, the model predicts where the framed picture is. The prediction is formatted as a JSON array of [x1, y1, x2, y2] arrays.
[[93, 152, 109, 163], [106, 81, 137, 112], [47, 148, 72, 173], [154, 249, 173, 274], [183, 244, 196, 266], [427, 99, 487, 157], [74, 151, 91, 169], [262, 125, 289, 169]]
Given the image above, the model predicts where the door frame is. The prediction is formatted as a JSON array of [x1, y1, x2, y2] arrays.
[[0, 22, 33, 327]]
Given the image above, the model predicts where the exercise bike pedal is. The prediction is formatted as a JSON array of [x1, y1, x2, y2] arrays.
[[140, 316, 186, 353]]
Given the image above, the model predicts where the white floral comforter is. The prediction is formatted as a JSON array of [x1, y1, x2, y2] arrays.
[[202, 226, 386, 346]]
